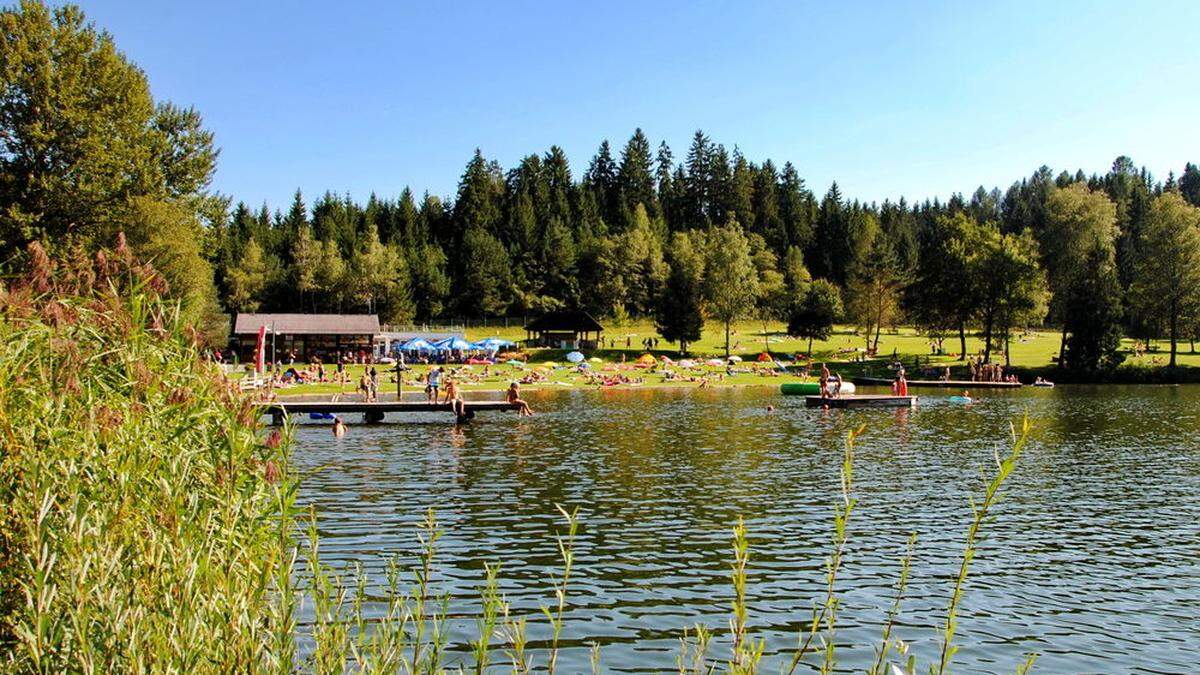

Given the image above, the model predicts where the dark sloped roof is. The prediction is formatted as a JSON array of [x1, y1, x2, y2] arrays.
[[525, 310, 604, 333], [233, 313, 380, 336]]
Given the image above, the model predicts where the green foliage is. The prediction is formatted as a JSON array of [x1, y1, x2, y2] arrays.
[[973, 228, 1048, 364], [0, 243, 290, 670], [787, 279, 843, 352], [1130, 191, 1200, 366], [656, 230, 706, 353], [459, 227, 514, 317], [847, 236, 903, 351], [0, 0, 216, 251], [703, 218, 760, 356], [0, 1, 225, 343]]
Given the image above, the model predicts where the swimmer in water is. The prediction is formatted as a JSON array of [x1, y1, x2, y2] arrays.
[[332, 416, 347, 437]]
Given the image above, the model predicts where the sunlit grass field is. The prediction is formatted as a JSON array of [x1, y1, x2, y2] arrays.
[[253, 321, 1199, 397]]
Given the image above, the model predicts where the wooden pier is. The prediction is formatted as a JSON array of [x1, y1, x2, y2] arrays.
[[852, 377, 1021, 389], [263, 400, 521, 424], [805, 394, 917, 409]]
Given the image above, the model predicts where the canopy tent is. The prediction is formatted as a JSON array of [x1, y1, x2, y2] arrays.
[[400, 337, 435, 352], [474, 337, 515, 350], [434, 336, 474, 351]]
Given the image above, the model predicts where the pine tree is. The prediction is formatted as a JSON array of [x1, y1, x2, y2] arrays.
[[408, 242, 450, 321], [683, 130, 714, 228], [454, 149, 504, 242], [458, 227, 513, 317], [584, 140, 619, 228], [617, 128, 657, 218], [778, 162, 814, 252], [1180, 163, 1200, 207], [656, 231, 705, 354]]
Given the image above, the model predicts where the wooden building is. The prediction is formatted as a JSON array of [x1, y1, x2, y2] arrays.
[[232, 313, 380, 362], [524, 310, 604, 349]]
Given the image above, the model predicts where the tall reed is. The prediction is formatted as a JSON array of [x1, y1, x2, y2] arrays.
[[0, 239, 1039, 673]]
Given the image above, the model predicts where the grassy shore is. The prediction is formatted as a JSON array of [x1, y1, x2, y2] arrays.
[[255, 321, 1200, 398]]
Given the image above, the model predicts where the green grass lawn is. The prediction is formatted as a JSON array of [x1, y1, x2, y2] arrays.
[[245, 320, 1200, 397]]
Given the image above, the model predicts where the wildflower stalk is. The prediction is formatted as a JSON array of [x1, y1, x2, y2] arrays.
[[411, 507, 442, 672], [786, 424, 863, 675], [543, 503, 579, 675], [472, 562, 502, 673], [868, 532, 917, 675], [933, 417, 1032, 675]]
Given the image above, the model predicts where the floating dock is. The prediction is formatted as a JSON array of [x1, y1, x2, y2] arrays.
[[852, 377, 1021, 389], [805, 394, 917, 408], [262, 400, 521, 424]]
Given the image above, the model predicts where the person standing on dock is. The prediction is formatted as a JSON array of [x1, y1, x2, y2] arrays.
[[426, 367, 443, 402], [819, 363, 830, 398]]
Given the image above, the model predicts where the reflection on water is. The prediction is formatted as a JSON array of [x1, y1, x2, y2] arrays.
[[291, 385, 1200, 672]]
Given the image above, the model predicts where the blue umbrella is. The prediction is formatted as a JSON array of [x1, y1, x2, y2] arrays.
[[401, 337, 434, 352], [474, 337, 514, 349], [434, 336, 474, 351]]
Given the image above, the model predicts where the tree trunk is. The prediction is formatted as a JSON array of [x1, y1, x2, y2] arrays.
[[725, 321, 731, 358], [1058, 323, 1067, 365], [982, 313, 994, 363], [1005, 332, 1011, 367], [807, 336, 814, 357], [1169, 299, 1178, 367], [958, 324, 967, 362]]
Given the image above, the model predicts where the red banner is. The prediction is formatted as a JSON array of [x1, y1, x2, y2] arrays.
[[254, 325, 266, 374]]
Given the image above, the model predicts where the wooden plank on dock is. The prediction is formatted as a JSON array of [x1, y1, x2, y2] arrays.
[[805, 394, 917, 408], [852, 377, 1020, 389], [263, 400, 521, 415]]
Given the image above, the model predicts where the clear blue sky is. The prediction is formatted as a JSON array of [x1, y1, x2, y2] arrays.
[[74, 0, 1200, 211]]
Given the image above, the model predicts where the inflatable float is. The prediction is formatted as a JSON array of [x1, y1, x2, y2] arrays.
[[780, 381, 856, 396]]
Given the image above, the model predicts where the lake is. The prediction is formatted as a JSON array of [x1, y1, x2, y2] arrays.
[[290, 385, 1200, 673]]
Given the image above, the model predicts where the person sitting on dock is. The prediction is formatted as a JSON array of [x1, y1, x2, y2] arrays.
[[445, 379, 467, 420], [830, 371, 843, 398], [506, 382, 533, 416]]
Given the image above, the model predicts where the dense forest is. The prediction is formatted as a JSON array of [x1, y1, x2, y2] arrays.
[[5, 1, 1200, 373], [209, 134, 1200, 369]]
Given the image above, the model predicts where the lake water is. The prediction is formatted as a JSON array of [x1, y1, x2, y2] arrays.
[[290, 385, 1200, 673]]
